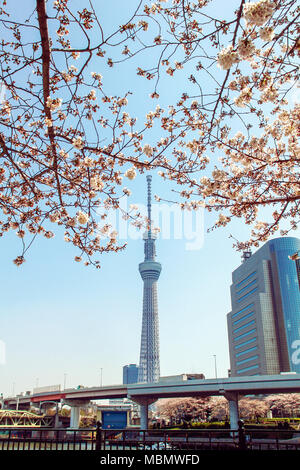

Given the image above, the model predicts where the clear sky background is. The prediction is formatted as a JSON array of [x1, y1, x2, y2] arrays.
[[0, 0, 299, 397], [1, 182, 299, 397]]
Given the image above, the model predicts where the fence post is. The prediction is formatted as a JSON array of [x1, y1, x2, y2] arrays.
[[96, 421, 102, 451], [238, 419, 247, 450]]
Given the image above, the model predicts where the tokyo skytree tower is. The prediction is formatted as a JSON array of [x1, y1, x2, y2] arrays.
[[138, 176, 161, 383]]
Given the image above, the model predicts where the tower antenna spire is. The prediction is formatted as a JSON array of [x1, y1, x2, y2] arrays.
[[146, 175, 152, 238]]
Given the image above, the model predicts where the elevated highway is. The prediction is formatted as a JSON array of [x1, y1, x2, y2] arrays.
[[127, 373, 300, 399], [3, 373, 300, 429]]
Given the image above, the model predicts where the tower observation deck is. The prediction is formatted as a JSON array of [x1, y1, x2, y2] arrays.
[[138, 176, 161, 383]]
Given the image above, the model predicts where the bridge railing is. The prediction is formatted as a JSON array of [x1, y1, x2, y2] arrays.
[[1, 425, 300, 451], [0, 428, 97, 451], [96, 426, 300, 451]]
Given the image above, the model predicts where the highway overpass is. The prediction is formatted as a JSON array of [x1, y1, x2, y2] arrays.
[[2, 373, 300, 429]]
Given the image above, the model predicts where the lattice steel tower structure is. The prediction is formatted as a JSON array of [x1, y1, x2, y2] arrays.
[[138, 176, 161, 383]]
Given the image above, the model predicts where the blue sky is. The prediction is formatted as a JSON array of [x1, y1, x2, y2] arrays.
[[2, 176, 298, 397], [0, 182, 243, 395], [0, 0, 299, 397]]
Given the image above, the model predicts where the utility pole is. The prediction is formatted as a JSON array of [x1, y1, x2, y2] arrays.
[[213, 355, 218, 379]]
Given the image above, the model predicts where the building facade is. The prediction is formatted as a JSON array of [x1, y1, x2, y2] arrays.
[[227, 237, 300, 376], [123, 364, 139, 384]]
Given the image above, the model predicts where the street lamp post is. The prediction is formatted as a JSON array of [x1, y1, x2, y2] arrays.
[[213, 355, 218, 379]]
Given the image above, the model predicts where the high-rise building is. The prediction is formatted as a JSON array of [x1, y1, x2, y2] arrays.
[[123, 364, 139, 384], [138, 176, 161, 383], [227, 237, 300, 376]]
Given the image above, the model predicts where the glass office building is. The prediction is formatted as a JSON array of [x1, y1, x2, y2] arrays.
[[123, 364, 139, 384], [227, 237, 300, 376]]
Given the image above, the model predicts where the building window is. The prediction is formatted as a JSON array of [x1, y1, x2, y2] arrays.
[[236, 364, 259, 374], [236, 346, 258, 358], [233, 328, 256, 341], [237, 287, 258, 303], [236, 279, 257, 295], [232, 303, 254, 318], [235, 271, 256, 289], [236, 355, 259, 366], [233, 320, 255, 334], [234, 337, 257, 349], [233, 311, 255, 326]]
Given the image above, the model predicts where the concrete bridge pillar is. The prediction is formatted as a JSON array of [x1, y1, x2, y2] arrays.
[[224, 392, 240, 430], [64, 399, 90, 429], [130, 397, 156, 430], [140, 403, 148, 431], [70, 406, 81, 429]]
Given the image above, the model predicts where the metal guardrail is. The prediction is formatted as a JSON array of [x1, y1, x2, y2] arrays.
[[97, 428, 240, 451], [1, 422, 300, 451], [96, 426, 300, 451], [0, 428, 98, 450]]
